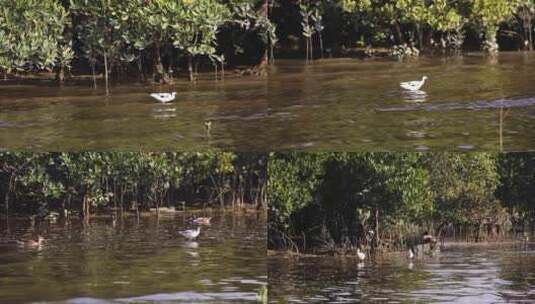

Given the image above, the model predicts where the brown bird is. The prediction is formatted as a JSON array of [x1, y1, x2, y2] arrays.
[[192, 217, 212, 225], [16, 236, 44, 247]]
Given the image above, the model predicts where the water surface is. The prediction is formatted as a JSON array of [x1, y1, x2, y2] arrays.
[[1, 52, 535, 150], [0, 212, 266, 303], [268, 242, 535, 303]]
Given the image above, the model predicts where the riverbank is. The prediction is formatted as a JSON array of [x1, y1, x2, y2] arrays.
[[0, 62, 270, 86], [0, 152, 267, 219], [1, 204, 266, 223], [268, 238, 532, 259], [4, 49, 535, 86], [2, 51, 534, 88]]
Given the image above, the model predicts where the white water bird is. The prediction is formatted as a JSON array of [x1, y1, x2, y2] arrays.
[[150, 92, 176, 103], [400, 76, 428, 91], [204, 121, 212, 134], [179, 227, 201, 240], [357, 248, 366, 261]]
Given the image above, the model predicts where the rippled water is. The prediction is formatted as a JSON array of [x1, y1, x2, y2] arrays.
[[0, 78, 269, 150], [0, 212, 266, 303], [268, 242, 535, 303], [1, 52, 535, 151], [267, 52, 535, 151]]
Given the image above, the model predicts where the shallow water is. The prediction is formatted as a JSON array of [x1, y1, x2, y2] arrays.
[[268, 243, 535, 303], [0, 212, 266, 303], [1, 52, 535, 151]]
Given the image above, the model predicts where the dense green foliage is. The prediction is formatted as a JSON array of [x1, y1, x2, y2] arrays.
[[0, 0, 274, 87], [272, 0, 531, 58], [497, 153, 535, 215], [0, 0, 531, 85], [0, 152, 266, 218], [0, 0, 71, 76], [268, 152, 533, 253]]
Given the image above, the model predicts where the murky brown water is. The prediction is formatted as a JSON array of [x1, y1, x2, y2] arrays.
[[268, 242, 535, 303], [0, 212, 266, 303], [1, 52, 535, 151], [267, 52, 535, 151]]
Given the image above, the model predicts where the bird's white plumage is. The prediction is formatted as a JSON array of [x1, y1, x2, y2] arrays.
[[179, 227, 201, 240], [408, 248, 415, 259], [357, 248, 366, 261], [400, 76, 428, 91], [150, 92, 176, 103]]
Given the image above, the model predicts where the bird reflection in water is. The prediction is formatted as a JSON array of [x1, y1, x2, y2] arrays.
[[183, 241, 199, 249], [402, 89, 427, 103], [152, 104, 177, 119], [182, 241, 200, 259]]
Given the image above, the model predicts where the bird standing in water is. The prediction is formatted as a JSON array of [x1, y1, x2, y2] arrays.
[[179, 227, 201, 240], [192, 217, 212, 225], [150, 92, 176, 103], [204, 121, 212, 135], [357, 248, 366, 261], [16, 236, 44, 248], [400, 76, 428, 91]]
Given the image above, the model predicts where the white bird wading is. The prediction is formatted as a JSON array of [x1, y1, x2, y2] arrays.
[[179, 227, 201, 240], [400, 76, 428, 91], [150, 92, 176, 103]]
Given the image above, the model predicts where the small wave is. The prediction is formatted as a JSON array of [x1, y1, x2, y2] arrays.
[[116, 291, 258, 302], [51, 291, 259, 303], [378, 97, 535, 112]]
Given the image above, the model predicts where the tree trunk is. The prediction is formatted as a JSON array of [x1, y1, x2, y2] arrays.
[[319, 32, 324, 58], [188, 55, 194, 82], [310, 35, 314, 60], [5, 175, 15, 218], [82, 195, 90, 221], [529, 17, 533, 51], [154, 44, 170, 84], [4, 187, 9, 218], [393, 21, 404, 45], [484, 25, 499, 53], [264, 0, 269, 64], [91, 61, 97, 89], [374, 207, 380, 250], [104, 51, 109, 96], [307, 37, 312, 61], [417, 23, 423, 50], [138, 50, 146, 82], [56, 64, 65, 85], [475, 222, 481, 242], [305, 33, 308, 63], [120, 185, 125, 216], [219, 176, 225, 208]]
